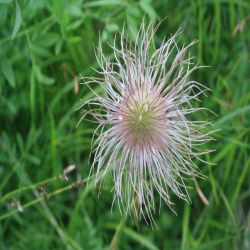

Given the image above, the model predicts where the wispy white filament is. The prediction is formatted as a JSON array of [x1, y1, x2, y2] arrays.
[[78, 22, 213, 222]]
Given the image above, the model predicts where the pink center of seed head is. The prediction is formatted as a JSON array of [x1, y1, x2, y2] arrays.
[[113, 87, 167, 151]]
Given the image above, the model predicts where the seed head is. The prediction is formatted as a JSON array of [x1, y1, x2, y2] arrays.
[[78, 22, 213, 222]]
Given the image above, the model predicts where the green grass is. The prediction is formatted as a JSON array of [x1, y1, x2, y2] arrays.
[[0, 0, 250, 249]]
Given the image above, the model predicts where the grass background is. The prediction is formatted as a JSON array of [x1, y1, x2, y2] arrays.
[[0, 0, 250, 249]]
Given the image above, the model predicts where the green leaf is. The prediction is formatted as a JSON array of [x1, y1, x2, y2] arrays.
[[1, 56, 15, 87], [0, 0, 13, 3], [16, 133, 24, 151], [0, 5, 8, 28], [68, 36, 81, 44], [181, 204, 191, 250], [106, 23, 119, 32], [192, 236, 234, 250], [24, 154, 41, 165], [55, 39, 63, 55], [84, 0, 127, 8], [215, 105, 250, 125], [105, 224, 159, 250], [218, 187, 238, 229], [34, 66, 55, 85], [33, 33, 59, 47], [139, 0, 158, 20], [68, 4, 83, 17], [66, 18, 84, 31], [122, 227, 159, 250], [32, 45, 51, 58], [12, 0, 22, 39]]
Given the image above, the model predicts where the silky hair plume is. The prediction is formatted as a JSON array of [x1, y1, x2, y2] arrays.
[[78, 22, 213, 223]]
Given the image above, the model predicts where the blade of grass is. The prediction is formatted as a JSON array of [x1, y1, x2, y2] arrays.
[[181, 204, 191, 250], [105, 223, 159, 250], [215, 105, 250, 126], [231, 156, 250, 207], [109, 218, 126, 250]]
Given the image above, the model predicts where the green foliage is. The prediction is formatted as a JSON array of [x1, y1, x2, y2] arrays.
[[0, 0, 250, 249]]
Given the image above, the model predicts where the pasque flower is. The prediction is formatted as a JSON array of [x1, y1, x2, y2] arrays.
[[79, 23, 213, 221]]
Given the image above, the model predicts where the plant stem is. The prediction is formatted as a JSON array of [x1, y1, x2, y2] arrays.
[[0, 179, 84, 221], [1, 176, 58, 203]]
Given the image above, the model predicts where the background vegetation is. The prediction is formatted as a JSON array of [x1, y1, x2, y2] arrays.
[[0, 0, 250, 249]]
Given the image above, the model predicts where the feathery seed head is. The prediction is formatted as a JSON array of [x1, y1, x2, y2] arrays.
[[78, 22, 213, 222]]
